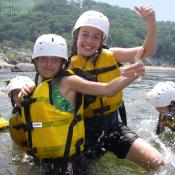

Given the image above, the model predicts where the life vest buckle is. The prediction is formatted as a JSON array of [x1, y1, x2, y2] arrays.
[[21, 98, 36, 106]]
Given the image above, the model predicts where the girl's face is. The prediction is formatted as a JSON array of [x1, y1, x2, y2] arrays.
[[11, 89, 21, 107], [35, 56, 64, 78], [77, 26, 104, 57]]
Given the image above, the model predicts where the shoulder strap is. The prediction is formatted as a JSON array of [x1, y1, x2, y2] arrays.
[[72, 68, 98, 82], [21, 93, 36, 155], [59, 68, 98, 82], [118, 101, 127, 126], [63, 92, 84, 159]]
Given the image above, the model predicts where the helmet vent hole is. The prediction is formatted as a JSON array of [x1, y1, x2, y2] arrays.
[[52, 38, 54, 42]]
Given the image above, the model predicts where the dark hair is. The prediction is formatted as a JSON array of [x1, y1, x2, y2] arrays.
[[68, 28, 80, 63], [11, 95, 15, 107], [169, 100, 175, 113]]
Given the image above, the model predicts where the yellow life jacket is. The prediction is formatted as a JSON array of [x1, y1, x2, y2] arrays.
[[21, 76, 85, 160], [71, 49, 123, 118], [9, 110, 27, 148], [160, 114, 175, 129], [0, 117, 8, 130]]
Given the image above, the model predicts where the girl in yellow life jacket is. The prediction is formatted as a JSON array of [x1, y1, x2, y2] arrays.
[[26, 33, 147, 175], [69, 7, 165, 170], [146, 81, 175, 134]]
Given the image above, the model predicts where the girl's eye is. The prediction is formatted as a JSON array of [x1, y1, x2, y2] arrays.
[[81, 32, 89, 37], [94, 35, 101, 40]]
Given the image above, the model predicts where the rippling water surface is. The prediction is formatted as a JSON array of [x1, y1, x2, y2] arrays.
[[1, 71, 175, 175]]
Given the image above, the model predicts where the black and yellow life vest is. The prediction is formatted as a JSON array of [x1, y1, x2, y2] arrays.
[[71, 49, 123, 118], [21, 74, 85, 160], [9, 108, 27, 148]]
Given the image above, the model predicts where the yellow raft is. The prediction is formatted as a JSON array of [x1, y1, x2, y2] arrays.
[[0, 117, 9, 129]]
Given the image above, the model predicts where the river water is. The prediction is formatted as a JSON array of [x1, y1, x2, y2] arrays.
[[0, 71, 175, 175]]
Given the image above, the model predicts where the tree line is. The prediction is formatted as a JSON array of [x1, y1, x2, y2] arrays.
[[0, 0, 175, 66]]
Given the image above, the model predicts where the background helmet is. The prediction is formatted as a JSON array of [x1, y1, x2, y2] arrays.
[[72, 10, 109, 40], [146, 81, 175, 107], [32, 34, 68, 61], [6, 76, 35, 96]]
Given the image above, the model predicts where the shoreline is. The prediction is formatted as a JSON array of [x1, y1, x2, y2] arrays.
[[0, 63, 175, 72], [145, 66, 175, 72]]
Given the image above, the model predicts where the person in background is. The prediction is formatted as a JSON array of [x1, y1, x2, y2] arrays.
[[146, 81, 175, 134], [5, 76, 35, 147], [69, 5, 163, 170]]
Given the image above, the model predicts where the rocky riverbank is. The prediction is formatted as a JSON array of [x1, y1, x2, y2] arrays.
[[0, 47, 175, 73], [1, 59, 175, 73], [0, 59, 35, 72], [0, 47, 35, 72]]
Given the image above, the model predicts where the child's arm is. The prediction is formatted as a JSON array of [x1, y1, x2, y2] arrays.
[[110, 5, 156, 63], [62, 60, 144, 97]]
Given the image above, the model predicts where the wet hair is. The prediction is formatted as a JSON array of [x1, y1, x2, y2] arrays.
[[12, 106, 21, 115], [10, 95, 15, 107], [34, 72, 40, 85]]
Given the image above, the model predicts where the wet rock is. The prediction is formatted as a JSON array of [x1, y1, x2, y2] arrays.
[[12, 63, 35, 72], [0, 59, 13, 72]]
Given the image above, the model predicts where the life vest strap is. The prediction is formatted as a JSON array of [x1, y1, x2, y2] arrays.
[[85, 103, 121, 117], [93, 105, 110, 113], [64, 115, 83, 159], [27, 147, 37, 156], [10, 123, 26, 130], [21, 98, 36, 106], [72, 68, 98, 82], [160, 114, 175, 129], [75, 138, 84, 155], [87, 65, 117, 75], [22, 95, 34, 151]]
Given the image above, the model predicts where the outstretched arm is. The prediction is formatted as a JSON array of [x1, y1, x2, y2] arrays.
[[110, 5, 157, 63], [135, 5, 157, 58], [61, 60, 144, 98]]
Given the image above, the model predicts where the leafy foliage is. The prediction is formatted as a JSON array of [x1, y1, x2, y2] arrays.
[[0, 0, 175, 65]]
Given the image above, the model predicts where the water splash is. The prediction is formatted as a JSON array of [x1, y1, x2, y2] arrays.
[[155, 135, 175, 167]]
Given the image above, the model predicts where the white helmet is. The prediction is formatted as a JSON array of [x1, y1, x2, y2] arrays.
[[146, 81, 175, 107], [6, 76, 35, 95], [72, 10, 109, 40], [32, 34, 68, 61]]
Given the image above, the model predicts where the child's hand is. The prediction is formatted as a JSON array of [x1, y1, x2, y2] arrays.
[[135, 5, 156, 23], [120, 61, 145, 78], [120, 47, 145, 79], [18, 84, 35, 99]]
